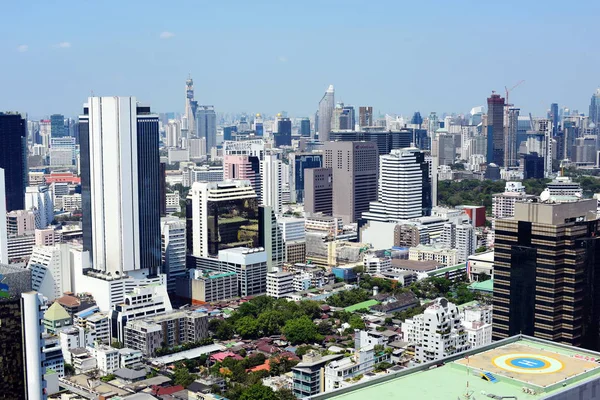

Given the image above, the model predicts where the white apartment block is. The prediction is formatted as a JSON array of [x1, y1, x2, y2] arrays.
[[402, 298, 470, 364], [277, 217, 306, 242], [408, 244, 458, 266], [59, 326, 95, 364], [25, 185, 54, 229], [266, 271, 294, 298], [74, 307, 111, 344], [324, 345, 390, 393], [88, 344, 120, 375], [165, 191, 181, 213], [108, 284, 173, 344], [28, 243, 74, 301], [363, 254, 391, 275], [463, 320, 493, 349], [442, 223, 476, 263], [62, 194, 82, 211]]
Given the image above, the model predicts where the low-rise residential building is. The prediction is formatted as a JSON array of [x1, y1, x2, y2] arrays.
[[408, 244, 458, 266], [88, 344, 120, 375], [324, 345, 390, 392], [70, 348, 97, 374], [463, 320, 493, 348], [119, 348, 143, 370], [177, 269, 238, 304], [43, 301, 73, 333], [59, 326, 95, 364], [74, 307, 111, 344], [292, 352, 344, 398], [124, 310, 209, 356], [266, 271, 294, 298], [467, 251, 494, 280], [402, 298, 470, 364]]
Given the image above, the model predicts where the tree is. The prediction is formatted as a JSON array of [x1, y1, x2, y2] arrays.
[[235, 316, 261, 339], [239, 384, 278, 400], [173, 366, 197, 387], [283, 316, 322, 345], [277, 388, 297, 400], [64, 363, 75, 376], [257, 310, 285, 336], [373, 362, 394, 372], [295, 345, 313, 358], [317, 320, 332, 336], [100, 374, 115, 382]]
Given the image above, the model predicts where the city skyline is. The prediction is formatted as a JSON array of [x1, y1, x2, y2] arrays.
[[2, 0, 600, 118]]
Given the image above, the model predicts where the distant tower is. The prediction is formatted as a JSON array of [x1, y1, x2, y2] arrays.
[[196, 105, 217, 156], [589, 88, 600, 127], [185, 76, 197, 137], [487, 92, 506, 166], [550, 103, 559, 136], [317, 85, 335, 142], [359, 106, 373, 128]]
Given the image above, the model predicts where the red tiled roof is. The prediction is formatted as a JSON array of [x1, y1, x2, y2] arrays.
[[152, 385, 184, 395]]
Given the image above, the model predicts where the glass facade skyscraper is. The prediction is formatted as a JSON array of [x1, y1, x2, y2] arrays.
[[197, 105, 217, 156], [50, 114, 66, 137], [0, 112, 27, 211]]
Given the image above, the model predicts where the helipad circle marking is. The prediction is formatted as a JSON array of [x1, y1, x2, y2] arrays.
[[492, 353, 564, 374]]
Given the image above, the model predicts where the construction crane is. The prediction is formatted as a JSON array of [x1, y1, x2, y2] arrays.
[[504, 80, 525, 108]]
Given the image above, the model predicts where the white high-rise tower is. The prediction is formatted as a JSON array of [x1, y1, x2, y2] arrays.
[[261, 154, 282, 213], [317, 84, 335, 142]]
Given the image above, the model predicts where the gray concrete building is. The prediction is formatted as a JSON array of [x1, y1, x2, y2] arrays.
[[304, 167, 333, 215], [324, 141, 378, 224]]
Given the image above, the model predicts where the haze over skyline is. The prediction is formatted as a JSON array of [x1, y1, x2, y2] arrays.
[[2, 0, 599, 118]]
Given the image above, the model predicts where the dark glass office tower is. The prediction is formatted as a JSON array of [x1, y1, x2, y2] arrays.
[[274, 117, 292, 147], [487, 93, 505, 166], [299, 118, 311, 137], [0, 112, 27, 211], [50, 114, 66, 137], [137, 107, 161, 275], [493, 199, 600, 350]]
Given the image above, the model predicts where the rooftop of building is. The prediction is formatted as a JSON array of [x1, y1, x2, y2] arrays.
[[390, 259, 441, 272], [44, 301, 71, 322], [468, 279, 494, 293], [344, 300, 380, 313], [309, 335, 600, 400], [149, 344, 226, 365], [468, 251, 494, 262]]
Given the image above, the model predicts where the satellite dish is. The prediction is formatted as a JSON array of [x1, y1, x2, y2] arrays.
[[540, 189, 551, 202]]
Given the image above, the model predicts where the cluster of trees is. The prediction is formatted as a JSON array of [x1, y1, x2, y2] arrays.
[[206, 352, 298, 400], [208, 296, 324, 344], [408, 275, 475, 305], [437, 178, 549, 210], [326, 289, 370, 308]]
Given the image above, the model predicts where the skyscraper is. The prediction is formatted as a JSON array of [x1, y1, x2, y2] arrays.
[[50, 114, 66, 138], [493, 198, 600, 350], [317, 84, 335, 141], [197, 105, 217, 156], [261, 154, 282, 213], [288, 153, 323, 203], [185, 76, 197, 137], [259, 205, 284, 273], [224, 154, 262, 200], [299, 117, 311, 137], [487, 92, 505, 166], [80, 96, 161, 276], [359, 106, 373, 128], [362, 147, 431, 222], [304, 167, 333, 215], [0, 112, 27, 212], [0, 169, 7, 264], [274, 116, 292, 147], [589, 88, 600, 127], [504, 108, 519, 167], [188, 180, 259, 258], [324, 141, 378, 224], [161, 217, 187, 293], [550, 103, 559, 136]]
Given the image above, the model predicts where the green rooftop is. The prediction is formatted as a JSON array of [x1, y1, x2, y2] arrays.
[[426, 263, 466, 277], [311, 335, 600, 400], [343, 300, 380, 313], [468, 279, 494, 293], [44, 301, 71, 322]]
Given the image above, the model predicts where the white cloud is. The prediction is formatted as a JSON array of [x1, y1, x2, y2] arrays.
[[160, 31, 175, 39], [17, 44, 28, 53], [56, 42, 72, 48], [278, 56, 288, 63]]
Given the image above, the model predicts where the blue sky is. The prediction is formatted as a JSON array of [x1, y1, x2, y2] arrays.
[[1, 0, 599, 119]]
